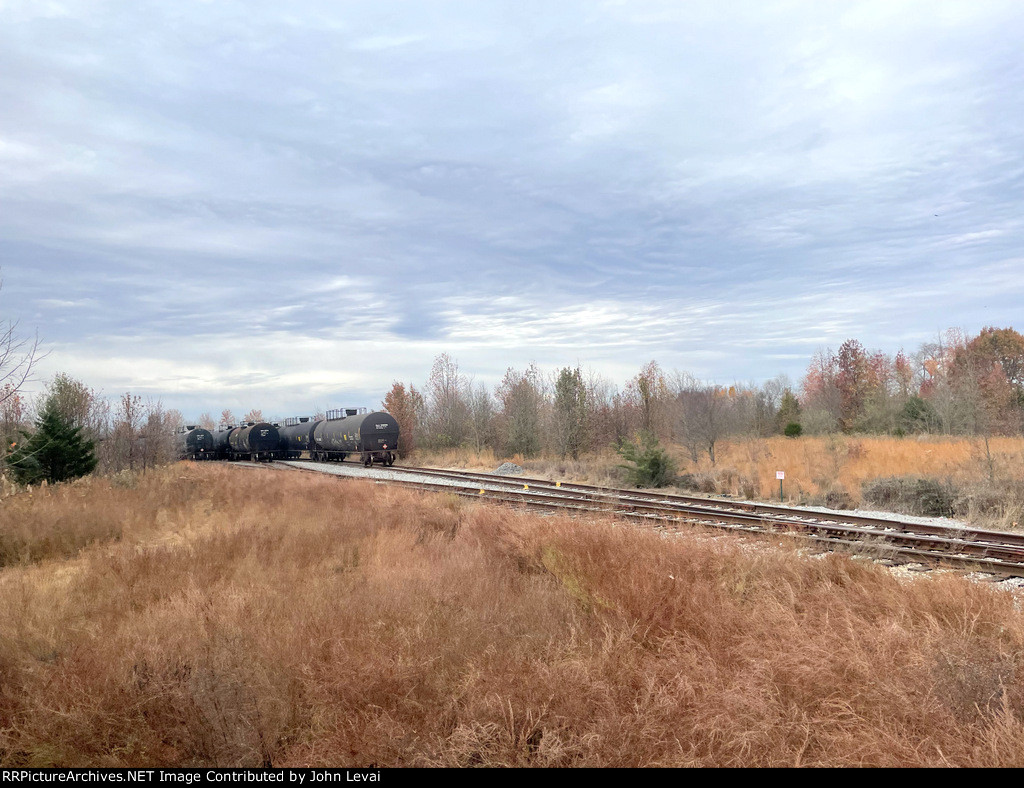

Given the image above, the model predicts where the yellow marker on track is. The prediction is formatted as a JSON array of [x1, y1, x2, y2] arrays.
[[524, 484, 529, 490], [479, 489, 485, 495], [556, 481, 561, 487]]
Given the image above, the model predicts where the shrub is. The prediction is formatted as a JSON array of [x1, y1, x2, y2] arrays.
[[674, 473, 700, 491], [861, 476, 957, 517], [810, 487, 855, 510], [615, 431, 676, 488], [783, 422, 803, 438]]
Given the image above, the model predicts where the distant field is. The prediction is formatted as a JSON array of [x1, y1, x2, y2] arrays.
[[2, 463, 1024, 767], [419, 435, 1024, 529]]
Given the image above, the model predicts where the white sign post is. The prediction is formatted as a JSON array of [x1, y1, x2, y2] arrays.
[[776, 470, 785, 501]]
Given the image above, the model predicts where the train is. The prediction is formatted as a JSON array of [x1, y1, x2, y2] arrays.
[[176, 407, 400, 467]]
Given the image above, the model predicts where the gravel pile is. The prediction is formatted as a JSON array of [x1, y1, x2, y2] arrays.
[[494, 462, 524, 475]]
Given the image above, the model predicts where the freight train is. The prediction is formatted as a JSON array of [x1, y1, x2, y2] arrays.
[[178, 407, 399, 467]]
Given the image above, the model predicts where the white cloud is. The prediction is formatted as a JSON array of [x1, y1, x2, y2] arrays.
[[2, 0, 1023, 416]]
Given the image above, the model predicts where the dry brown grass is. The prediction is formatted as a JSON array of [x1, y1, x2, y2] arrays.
[[3, 462, 1024, 767], [682, 436, 1024, 528], [703, 435, 1024, 501], [423, 437, 1024, 527]]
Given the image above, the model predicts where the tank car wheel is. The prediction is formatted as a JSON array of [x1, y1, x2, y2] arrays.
[[363, 454, 372, 467], [386, 453, 395, 467]]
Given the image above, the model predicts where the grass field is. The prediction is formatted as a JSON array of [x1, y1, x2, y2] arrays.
[[419, 435, 1024, 529], [2, 463, 1024, 767]]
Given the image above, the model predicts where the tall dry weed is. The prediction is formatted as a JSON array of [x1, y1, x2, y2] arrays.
[[2, 463, 1024, 766]]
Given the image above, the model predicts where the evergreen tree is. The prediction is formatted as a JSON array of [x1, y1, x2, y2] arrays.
[[616, 430, 676, 488], [554, 366, 587, 459], [776, 389, 801, 433], [7, 398, 97, 484]]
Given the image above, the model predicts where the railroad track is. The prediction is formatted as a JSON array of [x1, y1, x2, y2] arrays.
[[259, 460, 1024, 580]]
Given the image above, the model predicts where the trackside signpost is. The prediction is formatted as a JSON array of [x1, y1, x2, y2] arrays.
[[776, 470, 785, 501]]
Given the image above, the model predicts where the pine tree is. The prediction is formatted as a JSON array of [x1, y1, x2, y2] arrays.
[[616, 430, 676, 488], [7, 398, 97, 485], [554, 366, 587, 459]]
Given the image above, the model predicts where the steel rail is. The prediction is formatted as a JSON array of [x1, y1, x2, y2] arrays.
[[389, 464, 1024, 549]]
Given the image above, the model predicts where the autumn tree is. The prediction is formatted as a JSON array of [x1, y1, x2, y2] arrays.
[[953, 327, 1024, 431], [915, 330, 967, 433], [857, 350, 908, 433], [628, 361, 671, 439], [950, 335, 1020, 437], [243, 408, 264, 423], [383, 381, 424, 456], [800, 348, 841, 433], [836, 339, 873, 431]]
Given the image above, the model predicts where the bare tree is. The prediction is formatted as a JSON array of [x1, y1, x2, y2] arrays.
[[0, 321, 40, 413], [106, 392, 145, 472], [424, 353, 470, 449], [0, 383, 25, 448], [0, 285, 41, 461], [138, 401, 180, 471], [466, 379, 495, 454], [585, 371, 636, 449], [672, 372, 733, 465]]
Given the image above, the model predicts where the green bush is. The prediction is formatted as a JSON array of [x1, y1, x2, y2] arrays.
[[783, 422, 803, 438], [615, 431, 677, 488]]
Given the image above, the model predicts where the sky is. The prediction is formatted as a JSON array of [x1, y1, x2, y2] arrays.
[[2, 0, 1023, 420]]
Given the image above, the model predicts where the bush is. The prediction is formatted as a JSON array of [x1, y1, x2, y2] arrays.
[[615, 431, 677, 488], [861, 476, 957, 517], [810, 487, 855, 510], [674, 473, 700, 491], [783, 422, 803, 438]]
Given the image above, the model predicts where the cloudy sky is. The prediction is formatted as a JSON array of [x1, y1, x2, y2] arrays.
[[2, 0, 1022, 419]]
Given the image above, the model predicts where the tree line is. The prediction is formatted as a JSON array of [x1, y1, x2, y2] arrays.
[[2, 373, 183, 484], [3, 322, 1021, 486], [385, 326, 1024, 463]]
